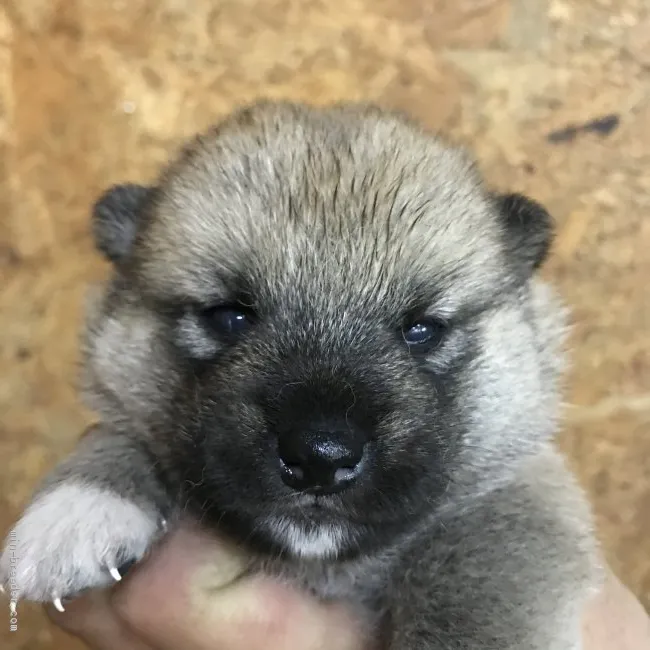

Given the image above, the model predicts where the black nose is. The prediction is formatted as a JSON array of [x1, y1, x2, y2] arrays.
[[278, 430, 366, 495]]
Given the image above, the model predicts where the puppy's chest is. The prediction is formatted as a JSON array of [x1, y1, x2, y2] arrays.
[[255, 553, 392, 611]]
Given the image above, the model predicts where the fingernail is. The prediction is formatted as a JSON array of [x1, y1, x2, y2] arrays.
[[191, 545, 248, 595]]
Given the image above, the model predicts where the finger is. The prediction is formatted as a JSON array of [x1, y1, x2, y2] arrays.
[[112, 523, 368, 650], [120, 573, 368, 650], [45, 588, 155, 650], [111, 523, 248, 650], [582, 568, 650, 649]]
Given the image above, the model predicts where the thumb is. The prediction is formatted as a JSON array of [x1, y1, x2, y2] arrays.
[[112, 522, 370, 650]]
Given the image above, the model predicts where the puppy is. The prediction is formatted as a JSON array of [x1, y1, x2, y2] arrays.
[[1, 101, 599, 648]]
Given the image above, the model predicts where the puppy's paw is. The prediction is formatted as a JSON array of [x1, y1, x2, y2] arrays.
[[0, 482, 166, 609]]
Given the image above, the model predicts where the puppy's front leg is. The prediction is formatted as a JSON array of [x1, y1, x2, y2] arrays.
[[0, 425, 172, 609], [386, 454, 597, 650]]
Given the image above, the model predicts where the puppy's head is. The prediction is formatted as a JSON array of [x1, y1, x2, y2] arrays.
[[83, 102, 566, 560]]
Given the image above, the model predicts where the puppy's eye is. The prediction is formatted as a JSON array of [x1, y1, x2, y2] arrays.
[[401, 318, 447, 349], [201, 305, 255, 337]]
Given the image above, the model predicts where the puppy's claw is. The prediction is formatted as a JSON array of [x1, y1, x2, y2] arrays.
[[109, 567, 122, 582], [53, 597, 65, 613]]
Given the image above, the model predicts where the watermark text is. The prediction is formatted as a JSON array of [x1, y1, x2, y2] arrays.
[[4, 530, 18, 632]]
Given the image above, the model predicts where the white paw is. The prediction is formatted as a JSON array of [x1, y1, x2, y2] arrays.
[[0, 482, 166, 607]]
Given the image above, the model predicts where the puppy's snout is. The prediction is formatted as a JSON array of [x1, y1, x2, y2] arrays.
[[264, 373, 385, 494], [278, 424, 368, 495]]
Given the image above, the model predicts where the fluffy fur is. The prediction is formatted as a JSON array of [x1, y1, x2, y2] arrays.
[[1, 101, 599, 648]]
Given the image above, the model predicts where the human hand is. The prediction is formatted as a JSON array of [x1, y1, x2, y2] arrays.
[[45, 522, 650, 650], [45, 521, 371, 650]]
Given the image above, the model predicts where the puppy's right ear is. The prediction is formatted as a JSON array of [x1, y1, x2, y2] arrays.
[[91, 184, 151, 263]]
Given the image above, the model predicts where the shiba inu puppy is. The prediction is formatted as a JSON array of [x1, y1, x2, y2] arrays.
[[1, 101, 599, 649]]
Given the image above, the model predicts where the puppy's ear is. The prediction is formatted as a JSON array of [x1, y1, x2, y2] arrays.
[[92, 184, 151, 263], [493, 192, 554, 278]]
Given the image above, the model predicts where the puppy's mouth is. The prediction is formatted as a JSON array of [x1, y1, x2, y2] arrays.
[[281, 490, 359, 518]]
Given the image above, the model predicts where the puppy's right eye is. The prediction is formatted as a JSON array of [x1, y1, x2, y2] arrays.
[[200, 305, 255, 338]]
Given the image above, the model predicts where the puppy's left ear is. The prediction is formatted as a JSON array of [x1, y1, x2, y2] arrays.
[[92, 183, 152, 263], [493, 192, 554, 278]]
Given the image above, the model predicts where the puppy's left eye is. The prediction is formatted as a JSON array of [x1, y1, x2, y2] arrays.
[[401, 318, 447, 349], [201, 305, 255, 338]]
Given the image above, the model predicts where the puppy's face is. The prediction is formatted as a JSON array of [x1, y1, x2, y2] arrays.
[[84, 102, 564, 560]]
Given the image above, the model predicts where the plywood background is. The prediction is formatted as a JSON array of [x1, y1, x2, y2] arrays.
[[1, 1, 648, 648]]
